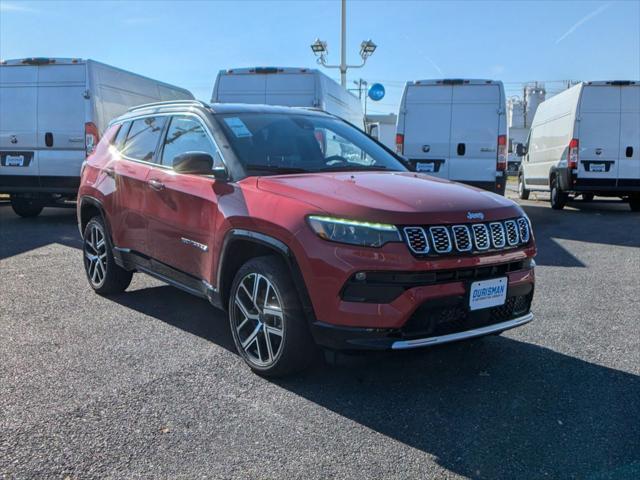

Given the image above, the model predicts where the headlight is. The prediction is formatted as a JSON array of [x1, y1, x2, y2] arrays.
[[307, 215, 401, 247]]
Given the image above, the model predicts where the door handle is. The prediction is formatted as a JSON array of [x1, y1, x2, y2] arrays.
[[457, 143, 466, 156], [626, 146, 634, 158], [148, 178, 165, 191], [45, 132, 54, 147]]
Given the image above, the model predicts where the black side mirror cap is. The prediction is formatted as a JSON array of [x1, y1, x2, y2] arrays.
[[173, 151, 215, 175]]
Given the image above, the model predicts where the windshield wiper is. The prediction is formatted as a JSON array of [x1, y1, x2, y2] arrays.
[[244, 164, 310, 174]]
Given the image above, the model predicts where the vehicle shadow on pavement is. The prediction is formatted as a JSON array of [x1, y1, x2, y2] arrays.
[[276, 337, 640, 479], [520, 202, 640, 268], [108, 285, 237, 354], [0, 207, 80, 260]]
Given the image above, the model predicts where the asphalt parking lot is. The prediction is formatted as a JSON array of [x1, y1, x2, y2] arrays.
[[1, 192, 639, 479]]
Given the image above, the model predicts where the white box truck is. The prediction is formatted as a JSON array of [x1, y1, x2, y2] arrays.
[[366, 113, 397, 150], [211, 67, 364, 129], [0, 57, 193, 217], [396, 79, 508, 195], [516, 81, 640, 211]]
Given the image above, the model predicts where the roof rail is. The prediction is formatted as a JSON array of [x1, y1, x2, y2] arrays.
[[127, 99, 209, 112]]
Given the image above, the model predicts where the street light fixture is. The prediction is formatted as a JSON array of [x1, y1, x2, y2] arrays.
[[309, 0, 376, 87], [359, 39, 377, 59]]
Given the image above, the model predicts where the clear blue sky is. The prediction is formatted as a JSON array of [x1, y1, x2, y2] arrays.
[[1, 0, 639, 114]]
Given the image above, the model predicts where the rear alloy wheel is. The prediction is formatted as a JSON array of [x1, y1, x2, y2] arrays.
[[630, 195, 640, 212], [229, 256, 315, 376], [550, 176, 567, 210], [10, 195, 44, 218], [83, 216, 132, 294], [518, 174, 530, 200]]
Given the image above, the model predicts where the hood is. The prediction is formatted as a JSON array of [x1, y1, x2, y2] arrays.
[[256, 171, 522, 225]]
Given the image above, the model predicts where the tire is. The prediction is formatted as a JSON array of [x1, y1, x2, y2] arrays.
[[550, 176, 567, 210], [582, 193, 594, 202], [228, 256, 316, 377], [10, 195, 44, 218], [630, 195, 640, 212], [518, 174, 530, 200], [83, 216, 133, 294]]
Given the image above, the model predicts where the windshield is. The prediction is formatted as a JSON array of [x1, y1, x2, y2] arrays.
[[216, 113, 408, 175]]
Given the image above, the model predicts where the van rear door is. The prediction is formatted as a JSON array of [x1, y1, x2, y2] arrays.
[[402, 84, 452, 179], [265, 72, 315, 107], [214, 72, 267, 104], [448, 83, 501, 188], [618, 84, 640, 185], [577, 85, 621, 186], [0, 65, 39, 187], [36, 63, 87, 184]]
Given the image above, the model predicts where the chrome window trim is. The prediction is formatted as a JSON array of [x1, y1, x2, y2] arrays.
[[110, 111, 228, 172], [429, 226, 453, 254]]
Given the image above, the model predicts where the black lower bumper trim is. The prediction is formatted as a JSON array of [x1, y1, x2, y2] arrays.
[[0, 175, 79, 194]]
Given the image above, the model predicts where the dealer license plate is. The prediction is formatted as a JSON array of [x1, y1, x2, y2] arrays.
[[469, 277, 507, 311], [590, 163, 606, 173], [5, 154, 25, 166]]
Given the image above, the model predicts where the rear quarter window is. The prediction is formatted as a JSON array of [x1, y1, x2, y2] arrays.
[[112, 122, 131, 150]]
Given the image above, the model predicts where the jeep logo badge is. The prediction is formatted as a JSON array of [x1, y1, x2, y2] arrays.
[[467, 212, 484, 220]]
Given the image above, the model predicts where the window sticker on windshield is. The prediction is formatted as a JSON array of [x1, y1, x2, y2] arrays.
[[223, 117, 252, 138]]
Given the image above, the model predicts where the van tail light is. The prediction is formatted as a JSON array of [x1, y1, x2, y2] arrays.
[[85, 122, 99, 157], [497, 134, 507, 171], [396, 134, 404, 155], [568, 138, 579, 169]]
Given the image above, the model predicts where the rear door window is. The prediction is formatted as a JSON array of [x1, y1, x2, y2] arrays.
[[122, 116, 167, 162], [160, 116, 223, 168]]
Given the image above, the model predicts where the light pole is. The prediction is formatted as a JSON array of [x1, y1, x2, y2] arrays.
[[310, 0, 377, 87]]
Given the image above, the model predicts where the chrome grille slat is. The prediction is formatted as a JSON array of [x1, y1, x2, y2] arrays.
[[472, 224, 490, 250], [489, 222, 506, 248], [429, 226, 452, 253], [402, 217, 531, 256], [452, 225, 472, 252], [504, 220, 520, 246], [517, 217, 530, 243], [403, 227, 429, 254]]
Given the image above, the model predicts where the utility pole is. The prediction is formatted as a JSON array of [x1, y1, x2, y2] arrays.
[[310, 0, 377, 88], [340, 0, 347, 87]]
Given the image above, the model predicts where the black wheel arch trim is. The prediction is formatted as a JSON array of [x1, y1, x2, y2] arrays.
[[217, 229, 317, 324], [78, 196, 112, 240]]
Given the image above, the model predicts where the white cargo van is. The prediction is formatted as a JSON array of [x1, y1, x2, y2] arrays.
[[0, 58, 193, 217], [211, 67, 364, 129], [516, 81, 640, 211], [396, 79, 508, 195]]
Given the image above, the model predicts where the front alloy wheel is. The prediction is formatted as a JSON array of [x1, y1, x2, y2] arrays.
[[232, 272, 285, 368], [229, 256, 316, 376]]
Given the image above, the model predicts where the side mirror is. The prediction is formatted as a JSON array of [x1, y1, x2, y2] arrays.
[[515, 143, 528, 157], [173, 151, 220, 177]]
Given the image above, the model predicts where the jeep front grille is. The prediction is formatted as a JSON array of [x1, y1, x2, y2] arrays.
[[402, 217, 531, 256]]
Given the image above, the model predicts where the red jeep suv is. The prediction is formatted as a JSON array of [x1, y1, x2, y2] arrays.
[[78, 100, 536, 376]]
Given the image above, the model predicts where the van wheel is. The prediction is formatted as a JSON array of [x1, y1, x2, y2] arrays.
[[229, 256, 316, 377], [83, 216, 133, 294], [582, 193, 594, 202], [518, 174, 530, 200], [629, 195, 640, 212], [10, 195, 44, 218], [550, 176, 567, 210]]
